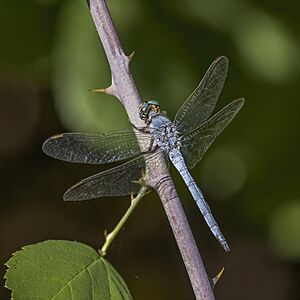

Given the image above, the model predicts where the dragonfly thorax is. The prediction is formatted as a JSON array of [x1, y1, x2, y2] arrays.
[[143, 104, 181, 152], [151, 123, 181, 152]]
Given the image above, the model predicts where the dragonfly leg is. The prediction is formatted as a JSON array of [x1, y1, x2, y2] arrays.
[[144, 138, 157, 152], [130, 121, 149, 133]]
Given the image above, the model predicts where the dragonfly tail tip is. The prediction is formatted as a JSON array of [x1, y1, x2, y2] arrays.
[[223, 243, 230, 252]]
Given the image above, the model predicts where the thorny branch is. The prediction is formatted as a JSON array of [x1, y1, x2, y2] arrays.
[[87, 0, 215, 299]]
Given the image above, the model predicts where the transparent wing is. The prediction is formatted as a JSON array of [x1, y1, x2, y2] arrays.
[[180, 98, 244, 169], [63, 150, 168, 201], [64, 155, 145, 200], [42, 131, 152, 164], [174, 56, 229, 134]]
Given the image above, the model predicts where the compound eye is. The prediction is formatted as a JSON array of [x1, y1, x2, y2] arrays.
[[141, 108, 147, 116], [139, 103, 150, 120]]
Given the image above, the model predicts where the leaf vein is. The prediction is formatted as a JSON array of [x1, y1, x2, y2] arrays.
[[51, 258, 100, 299]]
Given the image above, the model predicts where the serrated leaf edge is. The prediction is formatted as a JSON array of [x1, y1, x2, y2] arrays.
[[4, 241, 132, 300]]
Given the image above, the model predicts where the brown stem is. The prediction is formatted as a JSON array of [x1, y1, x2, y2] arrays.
[[87, 1, 215, 299]]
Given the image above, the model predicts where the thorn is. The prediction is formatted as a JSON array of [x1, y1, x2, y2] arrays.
[[104, 229, 108, 238], [131, 179, 141, 185], [144, 189, 152, 196], [212, 267, 224, 288], [130, 194, 136, 204], [131, 176, 146, 186], [89, 85, 116, 96], [89, 88, 105, 93], [128, 51, 135, 62]]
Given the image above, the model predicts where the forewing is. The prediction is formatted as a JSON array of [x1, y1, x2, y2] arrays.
[[42, 131, 151, 164], [180, 98, 244, 169], [174, 56, 229, 134]]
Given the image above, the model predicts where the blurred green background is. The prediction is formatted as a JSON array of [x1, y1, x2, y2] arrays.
[[1, 0, 300, 299]]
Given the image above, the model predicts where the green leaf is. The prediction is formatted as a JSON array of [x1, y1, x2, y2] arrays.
[[4, 240, 132, 300]]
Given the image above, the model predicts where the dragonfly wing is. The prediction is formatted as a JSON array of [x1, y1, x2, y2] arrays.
[[64, 155, 146, 200], [174, 56, 229, 134], [42, 131, 151, 164], [64, 150, 169, 201], [180, 98, 244, 169]]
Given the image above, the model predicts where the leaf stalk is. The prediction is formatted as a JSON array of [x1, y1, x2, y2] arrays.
[[99, 185, 149, 256]]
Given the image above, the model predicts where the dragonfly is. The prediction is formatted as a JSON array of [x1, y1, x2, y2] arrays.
[[43, 56, 244, 252]]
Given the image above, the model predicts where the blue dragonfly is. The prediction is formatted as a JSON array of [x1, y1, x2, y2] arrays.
[[43, 56, 244, 252]]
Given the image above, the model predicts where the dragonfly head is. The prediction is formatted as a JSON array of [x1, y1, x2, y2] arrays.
[[139, 100, 161, 122]]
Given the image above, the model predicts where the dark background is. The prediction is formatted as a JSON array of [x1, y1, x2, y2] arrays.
[[1, 0, 300, 299]]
